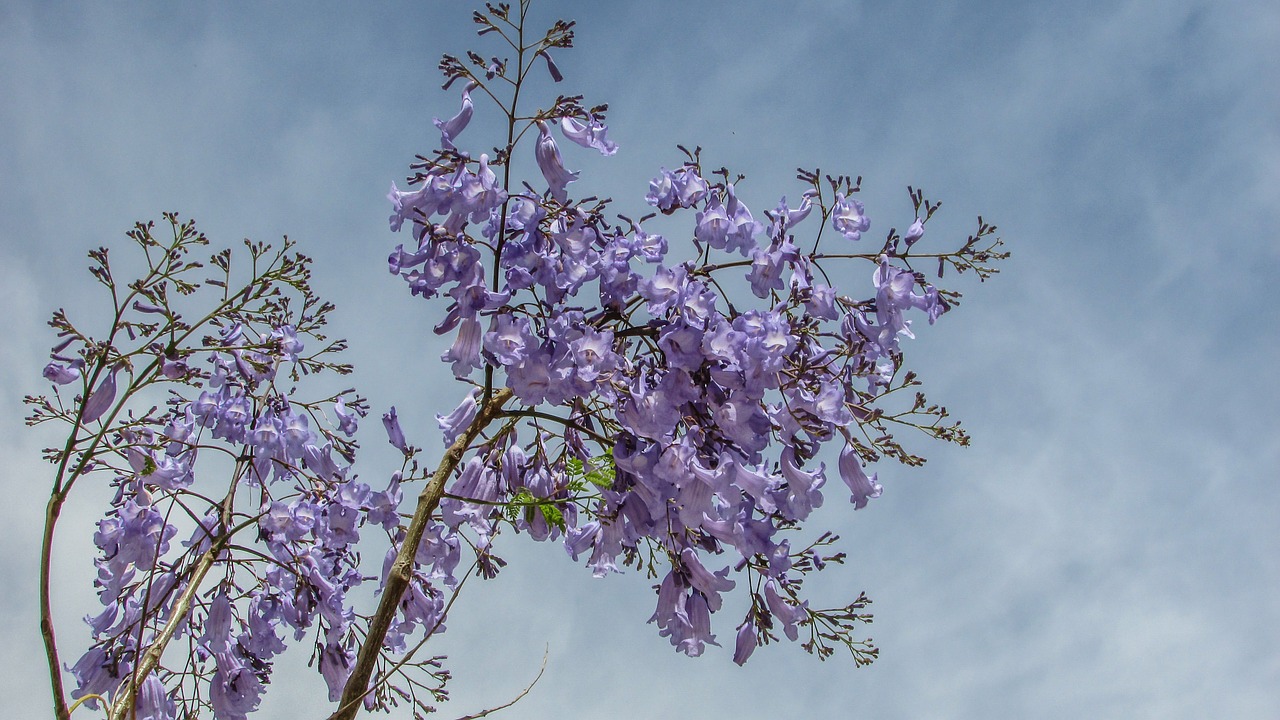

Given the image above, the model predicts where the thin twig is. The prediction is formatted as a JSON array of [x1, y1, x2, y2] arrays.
[[451, 647, 548, 720]]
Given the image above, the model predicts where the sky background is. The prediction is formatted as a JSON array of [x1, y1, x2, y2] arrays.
[[2, 1, 1277, 718]]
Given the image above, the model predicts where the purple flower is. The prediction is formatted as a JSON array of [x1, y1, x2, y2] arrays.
[[94, 498, 175, 579], [441, 456, 502, 532], [457, 153, 507, 221], [209, 652, 264, 720], [726, 459, 780, 514], [434, 82, 476, 151], [538, 50, 564, 82], [560, 115, 618, 155], [215, 393, 251, 444], [747, 244, 789, 299], [627, 222, 668, 263], [242, 591, 286, 659], [650, 571, 689, 636], [437, 387, 481, 445], [769, 191, 816, 234], [682, 592, 718, 655], [838, 443, 882, 509], [301, 442, 343, 482], [618, 381, 684, 441], [83, 603, 118, 639], [832, 193, 870, 242], [647, 166, 708, 212], [711, 397, 771, 456], [388, 172, 455, 232], [904, 217, 925, 246], [160, 357, 189, 379], [658, 321, 704, 372], [701, 320, 743, 367], [570, 328, 617, 383], [778, 446, 826, 520], [680, 548, 735, 608], [68, 646, 119, 710], [535, 121, 579, 203], [277, 409, 311, 456], [366, 474, 402, 531], [639, 264, 687, 316], [646, 167, 679, 211], [318, 642, 355, 702], [192, 389, 220, 426], [484, 313, 536, 367], [200, 592, 235, 654], [695, 193, 732, 250], [733, 619, 758, 666], [141, 676, 177, 720], [332, 397, 359, 436], [271, 324, 304, 362], [764, 579, 808, 641], [81, 365, 120, 423], [805, 282, 840, 320], [131, 299, 166, 315], [441, 315, 483, 378], [508, 348, 572, 406], [674, 167, 709, 207], [383, 407, 408, 454], [249, 408, 283, 454], [43, 360, 82, 385], [874, 256, 938, 339], [723, 184, 764, 255]]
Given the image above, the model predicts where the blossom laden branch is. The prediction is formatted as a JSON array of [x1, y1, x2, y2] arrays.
[[330, 388, 513, 720]]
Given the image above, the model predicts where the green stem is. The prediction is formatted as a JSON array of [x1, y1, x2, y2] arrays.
[[41, 492, 70, 720], [485, 2, 528, 408]]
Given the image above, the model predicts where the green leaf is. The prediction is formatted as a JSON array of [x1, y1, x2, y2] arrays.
[[537, 501, 565, 531], [583, 453, 616, 489]]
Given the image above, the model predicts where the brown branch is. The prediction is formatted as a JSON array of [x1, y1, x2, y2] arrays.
[[105, 503, 258, 720], [329, 388, 514, 720], [107, 543, 220, 720]]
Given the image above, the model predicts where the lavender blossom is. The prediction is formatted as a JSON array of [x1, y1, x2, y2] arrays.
[[839, 443, 883, 509], [434, 82, 476, 151], [436, 387, 481, 445], [43, 361, 82, 385], [383, 407, 408, 454], [733, 620, 758, 666], [560, 115, 618, 156], [81, 365, 119, 423], [832, 193, 871, 242], [535, 121, 579, 203], [904, 217, 925, 246]]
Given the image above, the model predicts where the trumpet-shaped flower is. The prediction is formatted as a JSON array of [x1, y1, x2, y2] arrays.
[[535, 121, 579, 203]]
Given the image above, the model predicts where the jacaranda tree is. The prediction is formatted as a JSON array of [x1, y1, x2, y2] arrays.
[[29, 3, 1008, 719]]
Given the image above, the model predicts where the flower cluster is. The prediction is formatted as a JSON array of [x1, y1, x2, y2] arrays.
[[28, 221, 418, 719], [89, 346, 373, 717], [376, 1, 1005, 672]]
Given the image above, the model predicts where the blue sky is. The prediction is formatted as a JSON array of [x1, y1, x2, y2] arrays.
[[2, 1, 1277, 718]]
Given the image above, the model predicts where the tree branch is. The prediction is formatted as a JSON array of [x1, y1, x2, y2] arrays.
[[107, 541, 220, 720], [329, 387, 513, 720]]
